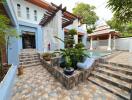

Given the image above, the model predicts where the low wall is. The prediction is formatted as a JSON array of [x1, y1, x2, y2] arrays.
[[87, 37, 132, 51], [0, 65, 17, 100], [41, 57, 97, 89], [115, 38, 130, 51]]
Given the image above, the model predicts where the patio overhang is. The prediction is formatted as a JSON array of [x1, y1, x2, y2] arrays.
[[28, 1, 80, 28]]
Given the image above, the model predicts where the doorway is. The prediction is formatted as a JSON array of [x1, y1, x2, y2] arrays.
[[22, 32, 36, 49]]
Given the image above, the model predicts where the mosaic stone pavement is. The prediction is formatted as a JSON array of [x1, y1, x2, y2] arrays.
[[108, 52, 132, 66], [12, 65, 123, 100]]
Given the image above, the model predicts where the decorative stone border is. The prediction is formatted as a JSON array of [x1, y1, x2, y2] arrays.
[[41, 57, 97, 89]]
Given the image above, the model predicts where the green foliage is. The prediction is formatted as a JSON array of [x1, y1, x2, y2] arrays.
[[0, 12, 17, 70], [107, 16, 132, 37], [75, 43, 84, 49], [87, 28, 93, 34], [107, 17, 124, 32], [73, 3, 98, 28], [54, 29, 87, 69], [68, 29, 77, 36], [42, 52, 51, 57], [125, 23, 132, 33], [0, 13, 17, 47], [107, 0, 132, 23]]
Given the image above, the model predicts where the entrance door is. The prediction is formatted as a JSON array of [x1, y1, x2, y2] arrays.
[[22, 32, 36, 49]]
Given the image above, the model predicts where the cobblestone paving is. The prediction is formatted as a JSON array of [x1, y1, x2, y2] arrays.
[[108, 52, 132, 66], [12, 65, 122, 100]]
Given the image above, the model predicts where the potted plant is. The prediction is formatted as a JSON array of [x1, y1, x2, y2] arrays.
[[58, 49, 74, 75], [64, 56, 74, 75], [18, 66, 23, 76], [42, 52, 51, 61]]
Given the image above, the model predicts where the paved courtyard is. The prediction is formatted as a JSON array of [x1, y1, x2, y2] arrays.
[[108, 51, 132, 66], [11, 65, 122, 100]]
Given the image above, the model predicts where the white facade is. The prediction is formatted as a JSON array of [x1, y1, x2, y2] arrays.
[[11, 0, 46, 24]]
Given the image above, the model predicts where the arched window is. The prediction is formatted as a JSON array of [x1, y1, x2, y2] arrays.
[[17, 4, 21, 17]]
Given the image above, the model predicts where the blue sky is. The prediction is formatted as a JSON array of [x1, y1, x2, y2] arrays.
[[46, 0, 113, 25]]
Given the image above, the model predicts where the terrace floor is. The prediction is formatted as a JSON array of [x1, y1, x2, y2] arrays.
[[11, 65, 122, 100], [107, 51, 132, 66]]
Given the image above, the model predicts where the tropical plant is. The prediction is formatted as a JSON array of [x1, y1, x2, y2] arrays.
[[68, 29, 77, 36], [107, 16, 132, 37], [0, 12, 17, 71], [42, 52, 52, 61], [107, 0, 132, 23], [55, 36, 87, 69], [73, 3, 98, 31]]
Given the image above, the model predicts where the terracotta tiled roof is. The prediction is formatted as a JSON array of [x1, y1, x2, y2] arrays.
[[88, 25, 119, 37]]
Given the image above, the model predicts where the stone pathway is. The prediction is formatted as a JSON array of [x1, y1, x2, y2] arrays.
[[12, 65, 123, 100], [108, 52, 132, 66]]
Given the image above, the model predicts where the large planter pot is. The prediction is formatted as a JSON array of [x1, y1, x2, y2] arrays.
[[64, 67, 74, 75], [43, 56, 51, 61], [18, 66, 24, 76]]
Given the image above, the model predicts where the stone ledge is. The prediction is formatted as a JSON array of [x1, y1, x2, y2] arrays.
[[41, 58, 97, 89]]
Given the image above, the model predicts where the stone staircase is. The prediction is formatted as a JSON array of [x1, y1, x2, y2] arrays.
[[88, 62, 132, 100], [19, 49, 41, 68]]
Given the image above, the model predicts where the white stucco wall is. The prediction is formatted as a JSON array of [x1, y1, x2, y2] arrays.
[[87, 37, 132, 51], [115, 37, 131, 51], [11, 0, 46, 24]]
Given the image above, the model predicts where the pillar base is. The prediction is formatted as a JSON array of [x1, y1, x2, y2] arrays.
[[107, 47, 111, 51], [90, 48, 93, 50]]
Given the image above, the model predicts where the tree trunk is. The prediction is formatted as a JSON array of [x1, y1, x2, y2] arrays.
[[0, 48, 3, 73], [6, 36, 9, 64]]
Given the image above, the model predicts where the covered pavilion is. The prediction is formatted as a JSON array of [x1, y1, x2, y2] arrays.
[[88, 25, 120, 51]]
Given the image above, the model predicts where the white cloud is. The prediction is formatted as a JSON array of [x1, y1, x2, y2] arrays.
[[46, 0, 113, 25]]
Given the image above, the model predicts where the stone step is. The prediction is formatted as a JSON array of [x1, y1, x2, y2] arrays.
[[97, 63, 132, 76], [108, 62, 132, 70], [20, 59, 40, 62], [19, 56, 39, 60], [20, 60, 41, 65], [19, 55, 39, 59], [88, 76, 130, 100], [20, 62, 41, 68], [96, 67, 132, 83], [91, 71, 131, 92]]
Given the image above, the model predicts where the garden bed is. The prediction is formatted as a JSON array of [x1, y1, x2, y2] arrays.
[[41, 57, 97, 89], [0, 65, 10, 82], [0, 64, 18, 100]]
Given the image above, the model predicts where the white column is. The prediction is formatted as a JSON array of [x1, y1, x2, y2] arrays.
[[74, 35, 78, 44], [113, 36, 116, 50], [57, 10, 63, 49], [129, 37, 132, 52], [107, 34, 111, 51], [97, 37, 99, 48], [90, 37, 93, 50], [82, 33, 87, 46]]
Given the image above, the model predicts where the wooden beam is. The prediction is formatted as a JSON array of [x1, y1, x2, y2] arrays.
[[62, 20, 73, 28], [40, 4, 62, 26]]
